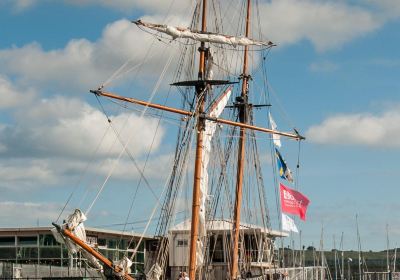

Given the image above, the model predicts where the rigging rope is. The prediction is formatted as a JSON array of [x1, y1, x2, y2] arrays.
[[55, 122, 112, 223], [85, 47, 175, 216]]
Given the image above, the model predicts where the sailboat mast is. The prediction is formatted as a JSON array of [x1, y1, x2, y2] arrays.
[[188, 0, 207, 279], [231, 1, 251, 279]]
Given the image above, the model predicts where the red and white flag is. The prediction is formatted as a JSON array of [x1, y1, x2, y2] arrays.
[[280, 183, 310, 221]]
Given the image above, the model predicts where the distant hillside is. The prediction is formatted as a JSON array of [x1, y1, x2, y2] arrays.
[[278, 248, 400, 273]]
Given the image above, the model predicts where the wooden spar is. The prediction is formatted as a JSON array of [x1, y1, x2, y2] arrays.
[[52, 223, 134, 280], [91, 90, 304, 140], [231, 0, 251, 279], [90, 90, 193, 117], [189, 0, 207, 279]]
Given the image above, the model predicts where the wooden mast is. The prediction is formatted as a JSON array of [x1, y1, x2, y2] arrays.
[[189, 0, 207, 279], [231, 0, 251, 279]]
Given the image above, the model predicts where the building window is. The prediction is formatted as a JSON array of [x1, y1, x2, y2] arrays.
[[98, 238, 107, 247], [39, 247, 61, 259], [209, 235, 224, 263], [0, 247, 16, 259], [177, 239, 188, 247], [86, 235, 98, 247], [128, 240, 136, 249], [107, 239, 117, 249], [118, 239, 127, 249], [136, 252, 144, 263], [18, 236, 38, 246], [0, 236, 15, 246], [39, 234, 57, 246], [17, 247, 38, 259]]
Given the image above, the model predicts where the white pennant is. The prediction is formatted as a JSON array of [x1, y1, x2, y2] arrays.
[[281, 213, 299, 233], [269, 112, 281, 148]]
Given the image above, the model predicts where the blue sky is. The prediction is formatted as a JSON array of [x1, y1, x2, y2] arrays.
[[0, 0, 399, 251]]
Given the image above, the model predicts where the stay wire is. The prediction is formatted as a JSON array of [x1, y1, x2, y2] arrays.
[[55, 97, 112, 223], [85, 46, 175, 216], [295, 140, 302, 190], [117, 87, 174, 249]]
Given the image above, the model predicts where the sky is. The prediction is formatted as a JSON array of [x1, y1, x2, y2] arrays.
[[0, 0, 399, 251]]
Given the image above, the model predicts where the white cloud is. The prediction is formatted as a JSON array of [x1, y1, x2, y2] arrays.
[[0, 0, 393, 94], [13, 0, 36, 11], [0, 91, 173, 190], [258, 0, 382, 51], [0, 201, 62, 227], [0, 155, 173, 192], [0, 75, 35, 108], [91, 154, 173, 181], [0, 159, 58, 189], [0, 19, 180, 91], [66, 0, 192, 14], [0, 96, 165, 159], [306, 108, 400, 147]]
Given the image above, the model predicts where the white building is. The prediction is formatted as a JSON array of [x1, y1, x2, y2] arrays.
[[168, 219, 288, 279]]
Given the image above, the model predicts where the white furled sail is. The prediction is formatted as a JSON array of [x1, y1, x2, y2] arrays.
[[114, 257, 133, 277], [51, 209, 102, 269], [146, 263, 163, 280], [197, 86, 232, 266], [51, 209, 87, 254], [134, 20, 274, 47]]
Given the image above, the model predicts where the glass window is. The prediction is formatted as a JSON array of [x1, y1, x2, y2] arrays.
[[209, 235, 224, 263], [99, 249, 107, 258], [118, 239, 127, 249], [137, 241, 144, 251], [136, 252, 144, 263], [177, 239, 188, 247], [98, 238, 107, 247], [118, 251, 127, 260], [107, 239, 117, 249], [40, 247, 61, 259], [86, 235, 98, 246], [128, 240, 136, 249], [18, 236, 38, 246], [17, 247, 38, 259], [39, 234, 57, 246], [147, 240, 158, 251], [62, 247, 69, 258], [0, 247, 16, 259], [0, 237, 15, 246]]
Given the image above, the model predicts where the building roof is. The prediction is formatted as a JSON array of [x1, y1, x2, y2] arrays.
[[170, 219, 288, 237], [0, 226, 153, 239]]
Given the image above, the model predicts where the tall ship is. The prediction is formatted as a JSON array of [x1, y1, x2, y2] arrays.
[[51, 0, 322, 279]]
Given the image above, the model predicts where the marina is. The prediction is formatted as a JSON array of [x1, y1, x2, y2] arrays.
[[0, 0, 399, 279]]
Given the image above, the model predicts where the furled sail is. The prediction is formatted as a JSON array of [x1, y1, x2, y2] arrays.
[[51, 209, 102, 269], [197, 86, 232, 266], [133, 20, 274, 47], [51, 209, 88, 254]]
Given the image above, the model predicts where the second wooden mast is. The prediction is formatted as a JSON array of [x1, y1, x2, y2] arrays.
[[188, 0, 208, 279], [231, 0, 251, 279]]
